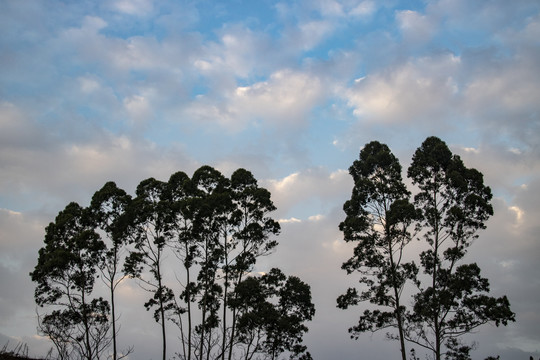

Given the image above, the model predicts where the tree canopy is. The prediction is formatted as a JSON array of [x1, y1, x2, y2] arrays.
[[338, 137, 515, 360], [31, 166, 314, 360]]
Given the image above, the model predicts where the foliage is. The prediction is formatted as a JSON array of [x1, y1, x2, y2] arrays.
[[231, 268, 315, 360], [337, 141, 418, 360], [338, 137, 515, 360], [406, 137, 515, 360], [30, 203, 110, 360], [89, 182, 133, 360], [32, 166, 313, 360], [123, 177, 174, 360]]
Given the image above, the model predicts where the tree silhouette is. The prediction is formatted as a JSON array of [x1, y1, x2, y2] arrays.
[[31, 202, 109, 360], [406, 136, 515, 360], [337, 141, 417, 360], [89, 182, 133, 360], [32, 166, 315, 360], [123, 178, 174, 360]]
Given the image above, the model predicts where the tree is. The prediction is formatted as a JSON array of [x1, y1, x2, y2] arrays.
[[406, 136, 515, 360], [165, 166, 282, 360], [89, 181, 133, 360], [124, 178, 176, 360], [223, 168, 281, 360], [189, 166, 230, 360], [164, 170, 198, 360], [30, 202, 110, 360], [337, 141, 417, 360]]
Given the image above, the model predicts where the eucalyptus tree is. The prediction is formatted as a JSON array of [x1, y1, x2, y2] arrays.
[[337, 141, 417, 360], [164, 166, 285, 360], [31, 202, 110, 360], [164, 170, 198, 360], [189, 165, 230, 360], [222, 168, 281, 360], [89, 181, 133, 360], [406, 136, 515, 360], [123, 178, 176, 360]]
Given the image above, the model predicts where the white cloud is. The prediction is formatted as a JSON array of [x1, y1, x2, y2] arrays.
[[316, 0, 344, 17], [298, 20, 334, 50], [112, 0, 154, 16], [278, 217, 302, 224], [343, 54, 461, 124], [465, 68, 540, 114], [186, 69, 324, 131], [78, 76, 101, 93], [396, 9, 438, 44], [82, 16, 108, 32], [194, 25, 276, 81], [462, 147, 479, 154], [308, 214, 325, 222], [59, 15, 201, 80], [508, 205, 525, 225], [307, 0, 376, 20], [350, 1, 375, 17], [124, 94, 152, 124]]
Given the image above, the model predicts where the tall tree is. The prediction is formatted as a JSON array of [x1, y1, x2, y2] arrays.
[[124, 178, 176, 360], [337, 141, 417, 360], [165, 167, 285, 360], [164, 170, 198, 360], [189, 166, 229, 360], [31, 202, 110, 360], [406, 136, 515, 360], [89, 182, 133, 360], [224, 168, 280, 360]]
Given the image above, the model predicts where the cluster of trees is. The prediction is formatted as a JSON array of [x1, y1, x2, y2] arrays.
[[31, 136, 515, 360], [337, 136, 515, 360], [30, 166, 315, 360]]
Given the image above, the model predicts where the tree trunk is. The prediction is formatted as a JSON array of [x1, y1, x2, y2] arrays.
[[111, 281, 117, 360], [221, 231, 228, 360], [157, 264, 167, 360], [387, 232, 407, 360], [433, 190, 441, 360], [81, 291, 93, 360]]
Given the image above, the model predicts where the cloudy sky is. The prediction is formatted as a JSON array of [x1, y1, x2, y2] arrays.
[[1, 0, 539, 359]]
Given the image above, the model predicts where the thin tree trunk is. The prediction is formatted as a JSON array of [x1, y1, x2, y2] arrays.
[[110, 248, 119, 360], [111, 281, 117, 360], [227, 275, 241, 360], [161, 303, 167, 360], [157, 260, 167, 360], [186, 263, 192, 360], [221, 231, 228, 360], [386, 225, 407, 360], [82, 290, 93, 360], [199, 238, 210, 360], [433, 190, 440, 360]]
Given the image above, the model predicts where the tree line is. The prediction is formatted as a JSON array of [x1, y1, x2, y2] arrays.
[[30, 166, 314, 360], [31, 136, 514, 360]]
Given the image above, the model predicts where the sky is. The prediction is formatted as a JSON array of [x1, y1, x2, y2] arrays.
[[1, 0, 539, 359]]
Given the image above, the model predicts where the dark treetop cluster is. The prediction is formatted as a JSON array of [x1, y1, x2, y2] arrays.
[[337, 136, 514, 360], [31, 166, 314, 360]]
